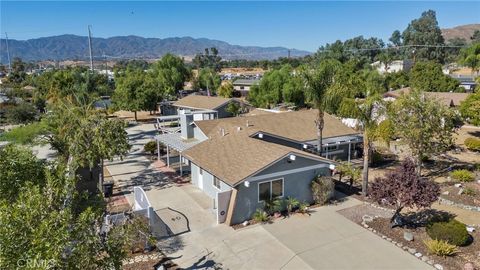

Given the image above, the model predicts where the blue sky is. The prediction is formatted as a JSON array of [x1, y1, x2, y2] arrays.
[[1, 1, 479, 52]]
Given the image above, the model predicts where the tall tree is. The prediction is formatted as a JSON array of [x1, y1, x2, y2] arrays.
[[217, 81, 234, 98], [389, 30, 403, 47], [410, 61, 461, 92], [458, 42, 480, 74], [459, 91, 480, 126], [113, 67, 157, 121], [390, 89, 455, 174], [330, 68, 386, 195], [302, 60, 341, 154], [402, 10, 445, 63], [150, 53, 191, 96]]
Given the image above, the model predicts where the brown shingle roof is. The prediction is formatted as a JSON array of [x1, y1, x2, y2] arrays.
[[183, 131, 331, 186], [384, 87, 470, 107], [173, 95, 232, 110], [195, 109, 359, 142]]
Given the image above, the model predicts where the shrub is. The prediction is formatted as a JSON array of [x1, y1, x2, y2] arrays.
[[424, 239, 459, 257], [144, 140, 157, 155], [465, 138, 480, 152], [285, 197, 299, 215], [252, 209, 269, 223], [450, 169, 474, 182], [5, 103, 37, 124], [298, 202, 309, 214], [426, 219, 469, 246], [311, 176, 334, 205], [463, 187, 476, 196], [371, 151, 384, 164]]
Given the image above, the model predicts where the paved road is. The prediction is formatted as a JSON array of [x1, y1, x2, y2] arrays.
[[106, 123, 431, 270]]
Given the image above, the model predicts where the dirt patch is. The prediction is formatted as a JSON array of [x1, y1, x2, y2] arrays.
[[440, 182, 480, 207], [368, 218, 480, 270], [337, 203, 392, 224]]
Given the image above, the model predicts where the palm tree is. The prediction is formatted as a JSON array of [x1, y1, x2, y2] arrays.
[[328, 68, 385, 196], [301, 60, 340, 154]]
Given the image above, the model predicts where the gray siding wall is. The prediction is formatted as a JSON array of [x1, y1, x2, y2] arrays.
[[193, 126, 208, 141], [231, 156, 331, 225], [216, 104, 231, 118], [190, 163, 231, 200]]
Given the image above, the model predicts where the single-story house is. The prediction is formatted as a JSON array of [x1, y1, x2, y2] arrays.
[[371, 60, 414, 74], [232, 79, 260, 97], [449, 74, 477, 92], [383, 87, 471, 108], [173, 94, 239, 120], [154, 109, 362, 225]]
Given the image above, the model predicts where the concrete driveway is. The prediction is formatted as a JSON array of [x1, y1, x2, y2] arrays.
[[145, 185, 430, 270]]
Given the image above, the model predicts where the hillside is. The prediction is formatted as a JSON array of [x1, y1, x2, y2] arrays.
[[0, 35, 311, 63], [442, 24, 480, 42]]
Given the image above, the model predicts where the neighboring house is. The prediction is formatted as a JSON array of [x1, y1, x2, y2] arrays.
[[449, 74, 477, 92], [383, 87, 471, 108], [173, 94, 238, 120], [155, 109, 362, 225], [371, 60, 413, 74], [232, 79, 260, 97]]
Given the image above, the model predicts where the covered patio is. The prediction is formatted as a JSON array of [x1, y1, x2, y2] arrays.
[[155, 133, 201, 176], [305, 134, 363, 162]]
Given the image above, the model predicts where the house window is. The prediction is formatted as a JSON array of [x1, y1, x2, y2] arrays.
[[213, 177, 221, 190], [258, 179, 284, 202]]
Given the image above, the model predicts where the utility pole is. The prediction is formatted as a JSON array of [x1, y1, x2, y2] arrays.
[[87, 25, 94, 71], [5, 32, 12, 72]]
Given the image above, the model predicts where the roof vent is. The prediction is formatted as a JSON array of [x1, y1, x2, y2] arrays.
[[258, 133, 263, 139], [246, 120, 250, 127], [220, 128, 225, 137], [237, 127, 242, 132]]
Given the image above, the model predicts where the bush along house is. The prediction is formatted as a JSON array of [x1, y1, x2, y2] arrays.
[[155, 109, 362, 225]]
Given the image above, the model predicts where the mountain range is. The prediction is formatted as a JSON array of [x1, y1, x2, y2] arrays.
[[1, 24, 478, 63], [0, 35, 311, 63]]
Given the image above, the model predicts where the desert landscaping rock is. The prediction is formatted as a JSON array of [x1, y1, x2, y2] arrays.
[[414, 252, 422, 258], [421, 256, 429, 262], [403, 231, 414, 241], [464, 262, 475, 270], [408, 248, 417, 254], [362, 214, 374, 223], [434, 264, 444, 270]]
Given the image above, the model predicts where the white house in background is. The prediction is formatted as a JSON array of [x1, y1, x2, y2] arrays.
[[371, 60, 414, 74]]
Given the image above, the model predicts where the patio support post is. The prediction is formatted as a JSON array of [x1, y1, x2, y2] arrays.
[[179, 153, 183, 176], [157, 139, 160, 161], [166, 145, 170, 167], [325, 144, 329, 159], [348, 140, 351, 163]]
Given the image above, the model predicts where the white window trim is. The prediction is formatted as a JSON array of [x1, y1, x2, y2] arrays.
[[213, 177, 222, 191], [257, 178, 284, 203]]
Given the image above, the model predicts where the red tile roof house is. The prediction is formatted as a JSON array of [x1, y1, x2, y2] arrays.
[[155, 109, 362, 225]]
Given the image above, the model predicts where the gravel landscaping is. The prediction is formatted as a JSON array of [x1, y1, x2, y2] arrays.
[[339, 204, 480, 270]]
